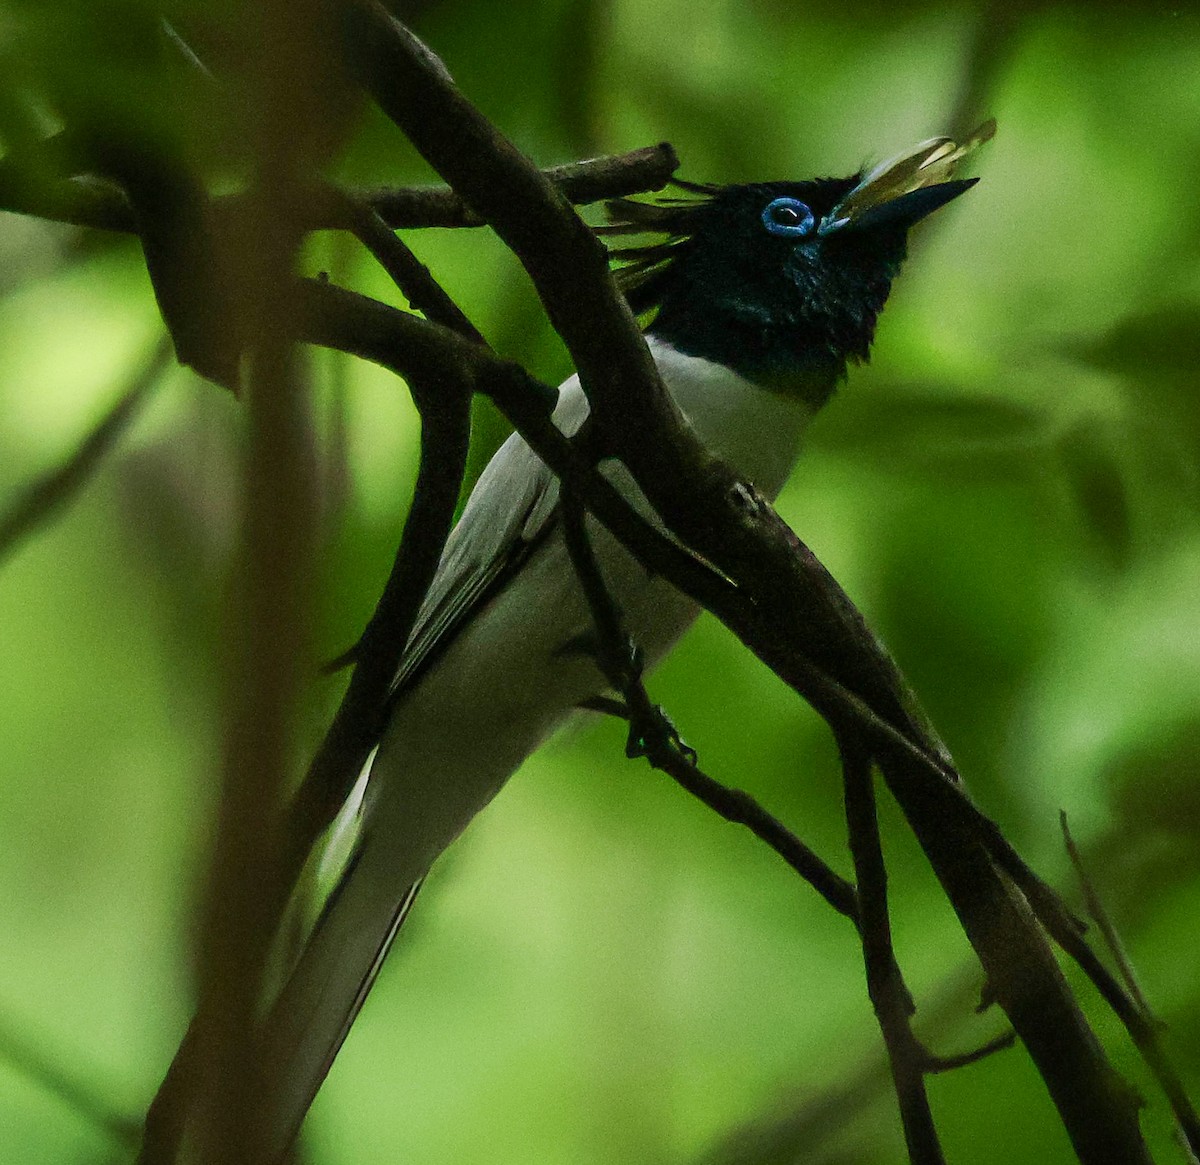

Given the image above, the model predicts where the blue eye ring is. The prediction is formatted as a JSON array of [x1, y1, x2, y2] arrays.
[[761, 197, 815, 238]]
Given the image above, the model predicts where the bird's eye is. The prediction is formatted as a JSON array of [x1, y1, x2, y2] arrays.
[[761, 197, 815, 238]]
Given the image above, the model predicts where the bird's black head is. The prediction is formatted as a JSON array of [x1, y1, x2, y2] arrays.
[[604, 123, 994, 395]]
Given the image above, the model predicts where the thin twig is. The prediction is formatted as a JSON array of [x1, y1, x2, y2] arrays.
[[325, 186, 487, 342], [839, 738, 944, 1165], [360, 142, 679, 228], [693, 966, 1015, 1165], [0, 1008, 139, 1150], [657, 743, 861, 922], [1061, 813, 1200, 1158], [560, 492, 859, 922], [1061, 812, 1155, 1019], [0, 336, 172, 564], [923, 1029, 1017, 1074]]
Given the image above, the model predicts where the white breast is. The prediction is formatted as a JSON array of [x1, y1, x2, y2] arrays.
[[644, 334, 815, 499]]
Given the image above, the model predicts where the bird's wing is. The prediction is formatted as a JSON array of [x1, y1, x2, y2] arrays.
[[306, 386, 586, 893], [388, 376, 591, 697], [312, 374, 593, 900], [388, 426, 566, 699]]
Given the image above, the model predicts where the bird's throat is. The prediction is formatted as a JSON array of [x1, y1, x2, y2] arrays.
[[646, 311, 845, 411]]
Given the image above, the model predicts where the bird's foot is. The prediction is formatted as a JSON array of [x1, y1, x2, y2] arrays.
[[626, 702, 698, 766]]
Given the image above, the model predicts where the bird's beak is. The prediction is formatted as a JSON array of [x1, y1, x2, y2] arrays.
[[820, 178, 977, 236], [817, 119, 995, 237]]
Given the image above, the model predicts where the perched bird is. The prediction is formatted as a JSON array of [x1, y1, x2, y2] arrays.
[[198, 123, 993, 1158]]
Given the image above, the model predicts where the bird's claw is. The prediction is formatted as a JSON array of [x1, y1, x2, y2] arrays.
[[625, 703, 697, 765]]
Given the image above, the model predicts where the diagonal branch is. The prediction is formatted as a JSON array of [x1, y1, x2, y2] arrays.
[[290, 372, 472, 861], [0, 336, 173, 564], [561, 492, 859, 922], [839, 738, 944, 1165], [324, 185, 488, 342], [1062, 814, 1200, 1158]]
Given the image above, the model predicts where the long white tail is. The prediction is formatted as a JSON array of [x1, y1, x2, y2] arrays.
[[253, 830, 422, 1162]]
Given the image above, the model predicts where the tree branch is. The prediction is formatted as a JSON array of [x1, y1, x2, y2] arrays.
[[0, 135, 678, 235], [0, 335, 172, 564], [323, 185, 487, 342], [839, 738, 944, 1165], [178, 3, 332, 1163], [561, 493, 859, 922], [362, 142, 679, 228], [1062, 814, 1200, 1158], [290, 364, 472, 869]]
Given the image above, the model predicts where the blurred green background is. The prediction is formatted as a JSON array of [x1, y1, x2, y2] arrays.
[[1, 0, 1199, 1162]]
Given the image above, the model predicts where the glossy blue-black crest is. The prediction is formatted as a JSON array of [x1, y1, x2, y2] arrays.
[[605, 175, 941, 387]]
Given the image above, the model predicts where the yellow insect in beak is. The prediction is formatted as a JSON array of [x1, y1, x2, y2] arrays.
[[818, 119, 997, 236]]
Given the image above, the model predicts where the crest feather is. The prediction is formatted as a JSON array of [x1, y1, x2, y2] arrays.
[[600, 180, 718, 312]]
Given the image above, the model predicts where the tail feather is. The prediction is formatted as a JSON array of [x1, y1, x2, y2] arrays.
[[254, 839, 423, 1162]]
